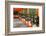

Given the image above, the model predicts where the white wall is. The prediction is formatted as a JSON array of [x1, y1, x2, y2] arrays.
[[0, 0, 46, 36], [0, 0, 5, 36]]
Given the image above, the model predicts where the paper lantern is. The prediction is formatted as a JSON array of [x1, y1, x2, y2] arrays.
[[14, 8, 23, 12]]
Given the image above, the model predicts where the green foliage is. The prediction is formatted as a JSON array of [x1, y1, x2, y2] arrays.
[[29, 9, 36, 18]]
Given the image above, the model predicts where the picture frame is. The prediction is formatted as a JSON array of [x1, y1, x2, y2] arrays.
[[5, 1, 45, 35]]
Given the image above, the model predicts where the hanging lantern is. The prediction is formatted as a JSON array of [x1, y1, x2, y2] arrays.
[[14, 8, 23, 12]]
